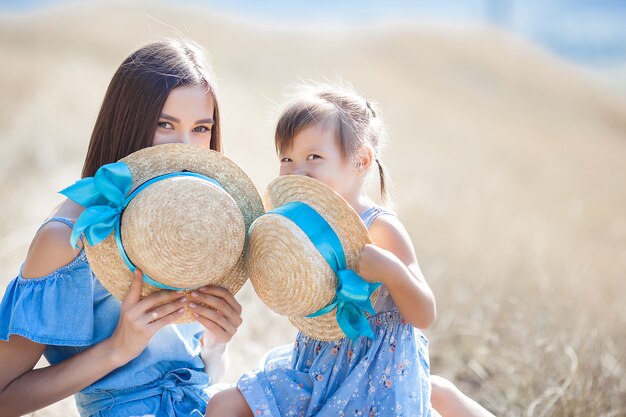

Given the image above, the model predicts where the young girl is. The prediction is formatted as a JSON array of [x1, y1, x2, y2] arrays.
[[206, 84, 494, 417], [0, 39, 243, 417]]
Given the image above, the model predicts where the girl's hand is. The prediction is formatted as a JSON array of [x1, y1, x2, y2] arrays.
[[188, 286, 243, 345], [357, 243, 402, 284], [108, 269, 187, 365]]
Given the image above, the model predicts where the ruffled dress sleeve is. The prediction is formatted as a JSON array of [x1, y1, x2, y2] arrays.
[[0, 251, 95, 346]]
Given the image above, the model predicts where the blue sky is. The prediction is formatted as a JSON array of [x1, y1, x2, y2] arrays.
[[2, 0, 625, 67]]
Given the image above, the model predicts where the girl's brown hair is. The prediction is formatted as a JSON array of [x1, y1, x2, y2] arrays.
[[82, 39, 221, 178], [275, 83, 389, 203]]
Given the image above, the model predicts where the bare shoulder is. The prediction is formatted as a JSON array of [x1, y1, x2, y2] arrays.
[[368, 212, 425, 277], [368, 212, 413, 248], [21, 220, 82, 279]]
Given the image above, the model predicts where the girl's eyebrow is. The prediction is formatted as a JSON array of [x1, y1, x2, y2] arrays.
[[159, 113, 215, 124]]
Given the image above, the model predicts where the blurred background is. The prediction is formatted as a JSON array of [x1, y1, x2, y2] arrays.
[[0, 1, 625, 416]]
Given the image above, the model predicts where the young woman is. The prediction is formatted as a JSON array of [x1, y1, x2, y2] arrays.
[[0, 39, 242, 417]]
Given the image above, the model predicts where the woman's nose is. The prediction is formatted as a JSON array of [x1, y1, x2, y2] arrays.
[[177, 133, 191, 145]]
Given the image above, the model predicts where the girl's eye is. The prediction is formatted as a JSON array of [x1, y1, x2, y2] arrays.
[[307, 154, 321, 161], [280, 157, 291, 163], [157, 121, 173, 129], [193, 125, 212, 133]]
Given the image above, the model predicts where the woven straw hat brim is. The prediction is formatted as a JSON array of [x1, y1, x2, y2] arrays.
[[249, 175, 378, 341], [248, 215, 337, 316], [84, 144, 263, 322]]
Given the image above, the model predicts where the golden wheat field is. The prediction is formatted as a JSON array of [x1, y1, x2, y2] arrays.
[[0, 4, 624, 417]]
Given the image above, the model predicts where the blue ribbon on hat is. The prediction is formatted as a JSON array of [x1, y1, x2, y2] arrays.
[[269, 201, 381, 340], [59, 161, 225, 291]]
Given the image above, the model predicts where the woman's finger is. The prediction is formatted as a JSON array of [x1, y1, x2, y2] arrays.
[[122, 269, 144, 306], [189, 291, 242, 326], [135, 288, 186, 313], [194, 316, 233, 344], [197, 286, 242, 314], [142, 297, 189, 325], [189, 302, 238, 334], [147, 306, 187, 333]]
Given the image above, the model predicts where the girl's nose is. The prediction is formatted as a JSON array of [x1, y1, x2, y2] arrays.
[[288, 164, 307, 176]]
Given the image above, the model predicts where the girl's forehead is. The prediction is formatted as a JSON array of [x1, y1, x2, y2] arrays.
[[277, 118, 342, 155], [291, 127, 338, 149]]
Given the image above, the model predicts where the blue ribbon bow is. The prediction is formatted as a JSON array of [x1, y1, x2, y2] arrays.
[[59, 161, 132, 249], [269, 201, 380, 340]]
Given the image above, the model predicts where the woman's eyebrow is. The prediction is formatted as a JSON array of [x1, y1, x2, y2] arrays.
[[159, 113, 179, 123], [159, 114, 215, 125]]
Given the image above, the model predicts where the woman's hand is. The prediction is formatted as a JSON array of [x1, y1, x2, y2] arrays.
[[108, 269, 187, 366], [188, 286, 243, 345], [190, 286, 241, 383]]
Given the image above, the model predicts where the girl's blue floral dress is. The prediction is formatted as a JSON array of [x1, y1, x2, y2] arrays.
[[0, 217, 211, 417], [237, 206, 433, 417]]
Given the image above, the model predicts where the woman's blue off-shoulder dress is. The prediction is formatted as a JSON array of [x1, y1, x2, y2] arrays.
[[0, 217, 211, 417]]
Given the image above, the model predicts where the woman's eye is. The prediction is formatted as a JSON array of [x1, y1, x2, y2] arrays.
[[193, 125, 212, 133], [158, 121, 173, 129], [307, 154, 321, 160]]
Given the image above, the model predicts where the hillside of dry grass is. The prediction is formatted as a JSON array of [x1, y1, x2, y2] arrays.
[[0, 4, 624, 416]]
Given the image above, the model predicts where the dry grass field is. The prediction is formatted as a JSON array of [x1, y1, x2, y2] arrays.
[[0, 4, 624, 416]]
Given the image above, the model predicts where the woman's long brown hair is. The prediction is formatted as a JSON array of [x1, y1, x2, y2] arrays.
[[82, 39, 222, 178]]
